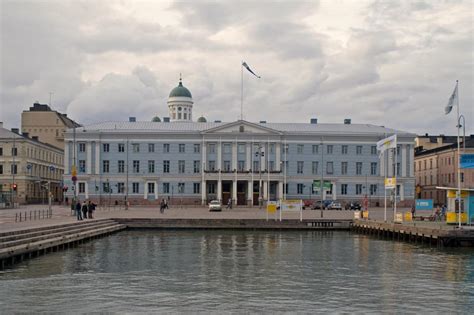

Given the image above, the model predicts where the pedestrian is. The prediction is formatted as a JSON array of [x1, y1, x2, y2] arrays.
[[76, 200, 82, 221], [82, 201, 89, 219], [88, 201, 95, 219], [160, 199, 165, 214], [411, 205, 416, 219], [226, 198, 232, 209], [164, 198, 169, 210]]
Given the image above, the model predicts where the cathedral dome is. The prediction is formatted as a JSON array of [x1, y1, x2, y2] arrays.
[[169, 80, 192, 98]]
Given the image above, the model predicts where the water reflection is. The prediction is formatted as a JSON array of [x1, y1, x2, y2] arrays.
[[1, 230, 473, 313]]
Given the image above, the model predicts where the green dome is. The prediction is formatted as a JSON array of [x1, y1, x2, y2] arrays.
[[169, 80, 192, 98], [197, 116, 207, 123]]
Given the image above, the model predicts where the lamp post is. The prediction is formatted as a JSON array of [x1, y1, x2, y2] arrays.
[[255, 144, 264, 208]]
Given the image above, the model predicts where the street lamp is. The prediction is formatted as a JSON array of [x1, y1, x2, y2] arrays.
[[255, 144, 264, 208]]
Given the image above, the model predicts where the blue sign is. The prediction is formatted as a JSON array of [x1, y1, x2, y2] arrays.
[[415, 199, 433, 210], [460, 154, 474, 169]]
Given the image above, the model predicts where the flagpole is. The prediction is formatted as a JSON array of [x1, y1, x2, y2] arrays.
[[384, 150, 387, 222], [456, 80, 461, 228], [394, 140, 397, 221], [241, 60, 243, 121]]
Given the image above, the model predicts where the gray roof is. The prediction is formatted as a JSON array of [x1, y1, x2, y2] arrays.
[[0, 128, 24, 139], [74, 120, 414, 137]]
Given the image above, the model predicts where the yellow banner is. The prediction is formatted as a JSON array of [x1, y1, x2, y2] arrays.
[[384, 177, 396, 189], [267, 204, 277, 213], [447, 190, 468, 198], [71, 165, 77, 177]]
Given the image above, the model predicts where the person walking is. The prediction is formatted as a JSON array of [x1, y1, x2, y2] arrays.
[[160, 199, 165, 214], [82, 201, 89, 219], [226, 198, 232, 209], [76, 200, 82, 221], [88, 201, 95, 219]]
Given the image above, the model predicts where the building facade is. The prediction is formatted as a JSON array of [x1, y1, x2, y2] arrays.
[[415, 136, 474, 205], [62, 120, 416, 207], [0, 124, 64, 206], [21, 102, 81, 149]]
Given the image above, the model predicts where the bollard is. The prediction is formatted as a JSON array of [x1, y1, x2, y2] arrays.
[[30, 211, 32, 220], [25, 212, 27, 221], [15, 213, 18, 222], [19, 212, 22, 222], [42, 209, 44, 219], [34, 210, 36, 220]]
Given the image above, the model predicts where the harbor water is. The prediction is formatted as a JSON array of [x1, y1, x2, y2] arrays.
[[1, 230, 473, 313]]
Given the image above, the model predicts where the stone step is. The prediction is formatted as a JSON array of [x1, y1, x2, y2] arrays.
[[0, 221, 119, 249], [0, 223, 126, 260]]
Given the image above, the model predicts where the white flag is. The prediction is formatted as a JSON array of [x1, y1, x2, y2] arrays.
[[377, 134, 397, 153], [445, 82, 458, 115]]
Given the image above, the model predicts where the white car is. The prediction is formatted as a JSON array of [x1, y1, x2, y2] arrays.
[[209, 200, 222, 211]]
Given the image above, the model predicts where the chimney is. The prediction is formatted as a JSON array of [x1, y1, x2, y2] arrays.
[[23, 132, 29, 138], [259, 120, 266, 124], [11, 128, 19, 134], [214, 120, 222, 123], [0, 122, 3, 128], [344, 119, 351, 124], [310, 118, 318, 124], [163, 117, 170, 122], [437, 135, 445, 145], [129, 117, 136, 122], [32, 136, 39, 141]]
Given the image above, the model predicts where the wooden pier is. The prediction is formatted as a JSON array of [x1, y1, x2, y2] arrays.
[[352, 220, 474, 247]]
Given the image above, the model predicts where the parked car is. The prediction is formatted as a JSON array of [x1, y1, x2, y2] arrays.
[[303, 200, 313, 210], [345, 201, 362, 210], [311, 200, 333, 210], [209, 200, 222, 211], [327, 201, 342, 210]]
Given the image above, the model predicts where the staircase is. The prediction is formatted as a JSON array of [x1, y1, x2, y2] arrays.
[[0, 219, 125, 269]]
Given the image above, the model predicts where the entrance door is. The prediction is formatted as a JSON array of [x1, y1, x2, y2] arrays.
[[222, 181, 232, 205], [253, 181, 260, 206], [237, 181, 247, 205]]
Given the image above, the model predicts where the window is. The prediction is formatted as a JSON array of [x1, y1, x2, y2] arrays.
[[341, 184, 348, 195], [132, 183, 139, 194], [178, 160, 185, 173], [208, 143, 216, 154], [356, 184, 362, 195], [312, 145, 318, 154], [253, 161, 259, 172], [238, 144, 245, 153], [326, 162, 333, 174], [194, 144, 200, 153], [148, 183, 155, 194], [297, 144, 304, 154], [269, 161, 275, 171], [0, 165, 3, 174], [103, 160, 109, 173], [297, 184, 304, 194], [194, 160, 200, 173], [208, 183, 216, 194], [163, 160, 170, 173], [223, 160, 231, 171], [429, 159, 432, 169], [312, 161, 318, 174], [356, 146, 362, 155], [103, 182, 110, 193], [208, 161, 216, 171], [342, 145, 348, 155], [341, 162, 348, 175], [79, 160, 86, 173], [223, 144, 231, 154], [461, 173, 464, 183], [327, 145, 333, 154], [238, 160, 245, 171], [284, 183, 288, 194], [297, 161, 304, 174], [118, 143, 125, 152], [11, 164, 17, 174], [117, 183, 125, 194], [269, 144, 275, 154], [193, 183, 200, 194], [78, 182, 85, 193], [356, 162, 363, 175], [0, 147, 3, 155], [178, 183, 185, 194], [132, 144, 140, 153], [118, 160, 125, 173], [284, 145, 289, 154], [12, 147, 18, 156], [371, 146, 377, 155], [371, 162, 377, 175], [163, 183, 170, 194], [79, 143, 86, 152], [148, 160, 155, 173], [133, 160, 140, 173], [103, 143, 110, 152], [370, 184, 377, 195], [163, 144, 170, 153], [179, 144, 185, 153], [148, 143, 155, 153]]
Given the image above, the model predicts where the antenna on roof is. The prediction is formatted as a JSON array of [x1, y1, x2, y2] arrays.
[[49, 92, 54, 107]]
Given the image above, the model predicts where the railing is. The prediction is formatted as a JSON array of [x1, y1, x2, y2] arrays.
[[15, 209, 53, 222]]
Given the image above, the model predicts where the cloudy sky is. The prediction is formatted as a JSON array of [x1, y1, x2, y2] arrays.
[[1, 0, 472, 135]]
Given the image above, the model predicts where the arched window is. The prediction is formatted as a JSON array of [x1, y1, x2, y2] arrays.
[[178, 113, 182, 119], [178, 107, 182, 111]]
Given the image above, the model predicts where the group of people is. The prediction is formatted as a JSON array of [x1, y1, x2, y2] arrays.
[[410, 204, 447, 221], [75, 200, 96, 220], [159, 199, 169, 213]]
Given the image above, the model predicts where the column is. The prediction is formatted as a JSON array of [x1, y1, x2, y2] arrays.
[[388, 150, 394, 177], [401, 145, 407, 177], [332, 182, 337, 200], [86, 142, 92, 174], [246, 142, 251, 170], [232, 142, 237, 171], [278, 181, 283, 200], [202, 141, 207, 171], [379, 151, 385, 177], [260, 144, 265, 171], [217, 141, 222, 170], [144, 182, 148, 200], [217, 180, 222, 202], [248, 180, 253, 206], [95, 142, 100, 175], [263, 181, 268, 200], [400, 183, 405, 201], [275, 142, 281, 171], [85, 182, 89, 199], [409, 145, 415, 177], [202, 180, 207, 205], [64, 142, 70, 175], [232, 180, 237, 205]]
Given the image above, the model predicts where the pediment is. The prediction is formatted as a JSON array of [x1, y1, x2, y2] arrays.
[[202, 120, 282, 135]]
